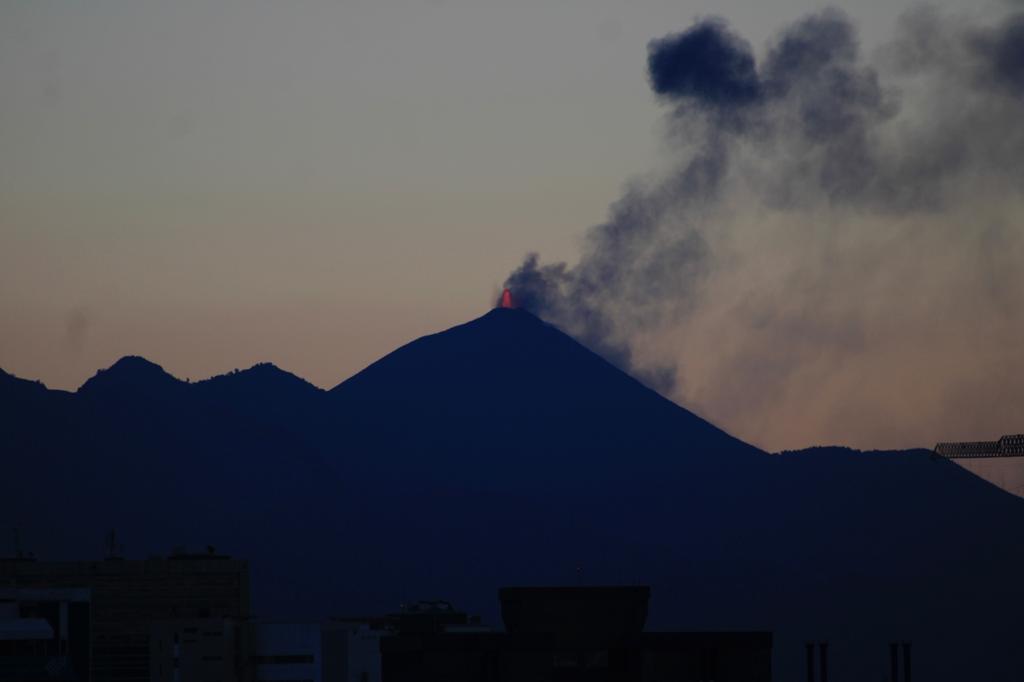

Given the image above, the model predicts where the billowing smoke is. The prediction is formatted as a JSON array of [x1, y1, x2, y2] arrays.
[[505, 6, 1024, 450]]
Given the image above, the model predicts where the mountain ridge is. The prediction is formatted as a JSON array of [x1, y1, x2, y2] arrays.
[[2, 308, 1023, 680]]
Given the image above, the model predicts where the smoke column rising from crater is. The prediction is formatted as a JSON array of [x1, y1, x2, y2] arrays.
[[505, 6, 1024, 450]]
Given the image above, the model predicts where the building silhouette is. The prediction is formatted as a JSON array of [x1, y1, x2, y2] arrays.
[[149, 619, 244, 682], [0, 551, 249, 682], [2, 554, 783, 681], [247, 618, 393, 682], [0, 588, 91, 681], [381, 586, 772, 682]]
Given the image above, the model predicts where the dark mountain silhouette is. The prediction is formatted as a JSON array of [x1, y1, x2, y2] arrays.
[[1, 369, 68, 423], [326, 309, 762, 490], [193, 362, 324, 424], [2, 308, 1022, 680], [78, 355, 183, 399], [0, 368, 53, 400]]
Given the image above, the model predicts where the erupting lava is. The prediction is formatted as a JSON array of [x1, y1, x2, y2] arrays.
[[500, 288, 515, 309]]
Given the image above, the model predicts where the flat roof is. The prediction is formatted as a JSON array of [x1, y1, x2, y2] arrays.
[[0, 618, 54, 641]]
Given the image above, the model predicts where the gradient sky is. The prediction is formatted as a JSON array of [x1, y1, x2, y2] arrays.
[[2, 0, 1015, 453]]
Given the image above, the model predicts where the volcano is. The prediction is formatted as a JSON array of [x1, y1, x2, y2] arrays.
[[2, 309, 1023, 680], [326, 308, 762, 490]]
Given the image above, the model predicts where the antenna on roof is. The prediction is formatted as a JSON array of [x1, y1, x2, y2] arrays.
[[105, 529, 124, 560], [9, 528, 34, 561]]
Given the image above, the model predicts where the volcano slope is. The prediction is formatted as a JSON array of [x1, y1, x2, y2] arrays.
[[2, 308, 1022, 680]]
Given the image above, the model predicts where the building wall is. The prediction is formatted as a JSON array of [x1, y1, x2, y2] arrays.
[[150, 619, 240, 682], [0, 588, 91, 682], [0, 557, 249, 682], [337, 623, 386, 682], [250, 620, 389, 682], [250, 621, 322, 682], [381, 632, 773, 682]]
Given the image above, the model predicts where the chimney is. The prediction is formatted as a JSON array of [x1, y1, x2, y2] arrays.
[[902, 642, 911, 682], [806, 642, 815, 682], [890, 642, 899, 682], [818, 642, 828, 682]]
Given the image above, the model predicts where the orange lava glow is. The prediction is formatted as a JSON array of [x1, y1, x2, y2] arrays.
[[500, 288, 514, 309]]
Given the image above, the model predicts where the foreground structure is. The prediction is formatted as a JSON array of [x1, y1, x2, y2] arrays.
[[1, 550, 249, 682], [382, 586, 772, 682], [934, 434, 1024, 458]]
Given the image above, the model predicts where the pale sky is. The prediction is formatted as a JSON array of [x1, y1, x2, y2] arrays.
[[2, 0, 1011, 452]]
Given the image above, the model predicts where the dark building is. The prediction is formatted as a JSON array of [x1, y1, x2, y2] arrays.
[[0, 587, 91, 681], [247, 618, 397, 682], [381, 587, 772, 682], [149, 618, 244, 682], [0, 553, 249, 682]]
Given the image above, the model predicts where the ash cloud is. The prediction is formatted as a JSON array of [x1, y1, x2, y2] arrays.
[[647, 19, 761, 108], [505, 6, 1024, 449], [971, 12, 1024, 92]]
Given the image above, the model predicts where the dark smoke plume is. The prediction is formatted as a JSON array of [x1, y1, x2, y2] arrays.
[[647, 19, 760, 107], [505, 6, 1024, 449]]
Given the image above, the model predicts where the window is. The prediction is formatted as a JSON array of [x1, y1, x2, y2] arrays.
[[252, 655, 315, 664]]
